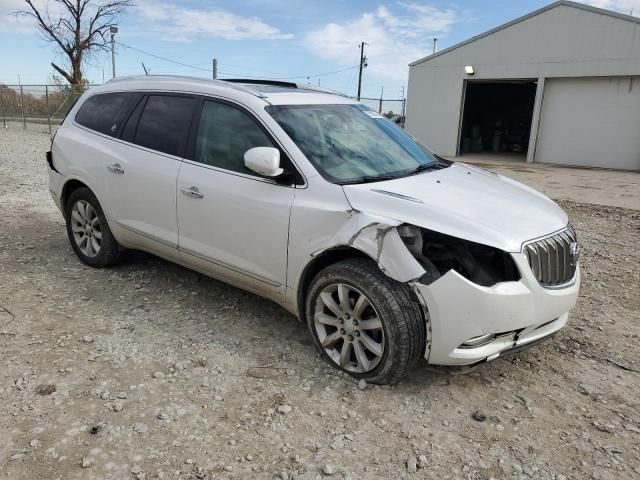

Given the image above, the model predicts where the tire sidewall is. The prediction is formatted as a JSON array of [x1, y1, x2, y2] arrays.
[[65, 188, 118, 268], [305, 260, 414, 383]]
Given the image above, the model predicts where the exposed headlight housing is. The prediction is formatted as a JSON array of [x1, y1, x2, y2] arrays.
[[399, 225, 520, 286]]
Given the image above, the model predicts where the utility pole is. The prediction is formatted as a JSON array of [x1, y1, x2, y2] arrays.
[[433, 38, 438, 54], [212, 59, 217, 79], [378, 86, 384, 113], [357, 42, 368, 101], [110, 26, 118, 79], [45, 84, 52, 137], [1, 87, 6, 129], [19, 84, 26, 130]]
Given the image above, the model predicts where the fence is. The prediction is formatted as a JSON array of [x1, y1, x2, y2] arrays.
[[0, 84, 91, 135]]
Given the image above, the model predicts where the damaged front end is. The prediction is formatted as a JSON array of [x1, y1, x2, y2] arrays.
[[385, 224, 580, 366], [342, 220, 578, 366], [396, 224, 521, 287]]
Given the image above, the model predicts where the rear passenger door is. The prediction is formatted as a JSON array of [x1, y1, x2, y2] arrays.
[[69, 91, 141, 216], [106, 93, 196, 254]]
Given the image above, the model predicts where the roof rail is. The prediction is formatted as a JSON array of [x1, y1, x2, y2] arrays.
[[297, 84, 350, 98], [222, 78, 349, 98], [104, 75, 350, 99], [222, 78, 298, 88], [105, 75, 268, 98]]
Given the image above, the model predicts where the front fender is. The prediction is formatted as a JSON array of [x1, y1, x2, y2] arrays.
[[301, 212, 426, 286]]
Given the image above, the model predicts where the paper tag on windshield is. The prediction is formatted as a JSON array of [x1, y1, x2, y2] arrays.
[[364, 110, 384, 119]]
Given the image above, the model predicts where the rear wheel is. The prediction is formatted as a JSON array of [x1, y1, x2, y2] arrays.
[[305, 258, 426, 385], [65, 187, 121, 268]]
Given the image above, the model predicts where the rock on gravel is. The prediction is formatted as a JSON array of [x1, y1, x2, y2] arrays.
[[35, 384, 56, 396], [133, 422, 149, 433], [471, 410, 487, 422]]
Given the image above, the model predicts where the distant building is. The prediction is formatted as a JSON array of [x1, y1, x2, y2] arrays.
[[406, 1, 640, 170]]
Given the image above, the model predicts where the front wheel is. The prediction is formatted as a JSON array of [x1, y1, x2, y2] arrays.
[[65, 187, 121, 268], [305, 258, 426, 385]]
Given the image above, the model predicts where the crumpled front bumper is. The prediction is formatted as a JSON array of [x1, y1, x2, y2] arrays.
[[413, 252, 580, 365]]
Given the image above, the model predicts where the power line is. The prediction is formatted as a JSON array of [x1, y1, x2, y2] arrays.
[[218, 65, 358, 80], [297, 66, 359, 79], [115, 41, 358, 81], [115, 41, 211, 73]]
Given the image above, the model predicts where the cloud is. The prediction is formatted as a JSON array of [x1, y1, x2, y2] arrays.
[[135, 2, 293, 41], [580, 0, 640, 14], [305, 3, 462, 82]]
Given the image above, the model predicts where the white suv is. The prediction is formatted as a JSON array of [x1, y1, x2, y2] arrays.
[[47, 76, 580, 384]]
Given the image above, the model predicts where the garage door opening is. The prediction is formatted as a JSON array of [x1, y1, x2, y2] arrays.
[[459, 81, 537, 159]]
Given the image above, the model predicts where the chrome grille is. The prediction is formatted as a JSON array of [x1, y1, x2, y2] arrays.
[[523, 225, 578, 287]]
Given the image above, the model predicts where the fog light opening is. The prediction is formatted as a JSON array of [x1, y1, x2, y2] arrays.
[[459, 333, 495, 349]]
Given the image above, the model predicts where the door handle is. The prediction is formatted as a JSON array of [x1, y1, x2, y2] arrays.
[[106, 163, 125, 174], [181, 186, 204, 199]]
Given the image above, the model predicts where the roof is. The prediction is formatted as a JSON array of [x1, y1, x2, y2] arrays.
[[410, 1, 640, 67], [104, 75, 354, 106]]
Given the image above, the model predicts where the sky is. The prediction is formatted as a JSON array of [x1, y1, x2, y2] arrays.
[[0, 0, 638, 98]]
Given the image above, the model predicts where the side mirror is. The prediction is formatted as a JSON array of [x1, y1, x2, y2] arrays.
[[244, 147, 283, 177]]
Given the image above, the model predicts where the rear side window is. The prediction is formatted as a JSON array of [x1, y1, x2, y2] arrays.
[[133, 95, 195, 157], [75, 92, 139, 136]]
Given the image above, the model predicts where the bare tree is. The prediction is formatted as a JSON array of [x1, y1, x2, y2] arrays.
[[20, 0, 132, 85]]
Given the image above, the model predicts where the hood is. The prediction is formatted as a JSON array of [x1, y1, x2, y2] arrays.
[[341, 162, 568, 253]]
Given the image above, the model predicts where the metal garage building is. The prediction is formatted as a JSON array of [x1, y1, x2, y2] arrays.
[[406, 1, 640, 170]]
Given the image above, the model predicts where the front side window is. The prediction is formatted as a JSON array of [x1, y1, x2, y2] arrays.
[[75, 92, 139, 136], [133, 95, 195, 157], [267, 104, 441, 183], [194, 100, 274, 175]]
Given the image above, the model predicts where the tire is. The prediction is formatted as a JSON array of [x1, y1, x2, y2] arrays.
[[64, 187, 121, 268], [305, 258, 426, 385]]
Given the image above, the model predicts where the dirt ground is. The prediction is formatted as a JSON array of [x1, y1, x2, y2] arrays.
[[1, 124, 639, 480], [452, 153, 640, 211]]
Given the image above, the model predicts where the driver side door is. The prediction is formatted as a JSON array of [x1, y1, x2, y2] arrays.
[[176, 98, 295, 301]]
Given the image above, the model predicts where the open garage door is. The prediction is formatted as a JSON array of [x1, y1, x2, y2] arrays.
[[459, 81, 537, 159], [535, 77, 640, 170]]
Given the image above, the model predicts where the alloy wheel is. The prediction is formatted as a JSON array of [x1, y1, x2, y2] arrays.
[[313, 283, 385, 373], [70, 200, 102, 257]]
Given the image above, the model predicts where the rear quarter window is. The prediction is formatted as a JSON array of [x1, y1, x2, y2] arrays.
[[132, 95, 195, 157], [74, 92, 140, 136]]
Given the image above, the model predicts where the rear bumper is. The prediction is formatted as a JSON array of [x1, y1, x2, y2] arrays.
[[47, 152, 65, 212], [413, 252, 579, 365]]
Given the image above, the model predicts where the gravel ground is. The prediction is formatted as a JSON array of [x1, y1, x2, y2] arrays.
[[1, 124, 639, 480]]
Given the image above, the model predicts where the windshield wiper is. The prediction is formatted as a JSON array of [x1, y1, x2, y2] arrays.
[[406, 162, 442, 176], [339, 174, 400, 185]]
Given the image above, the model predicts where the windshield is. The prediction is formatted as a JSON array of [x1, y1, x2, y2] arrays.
[[266, 104, 441, 183]]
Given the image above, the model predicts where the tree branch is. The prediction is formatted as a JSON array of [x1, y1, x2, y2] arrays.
[[21, 0, 72, 56], [51, 62, 74, 84], [18, 0, 132, 85]]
